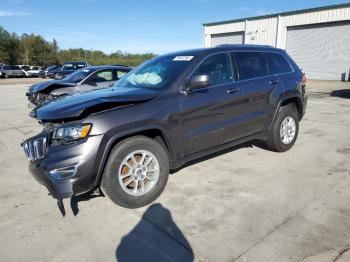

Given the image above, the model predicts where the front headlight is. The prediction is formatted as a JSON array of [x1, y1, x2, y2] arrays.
[[52, 124, 92, 142]]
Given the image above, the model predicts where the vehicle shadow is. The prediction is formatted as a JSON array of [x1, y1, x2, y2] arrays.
[[115, 203, 194, 262], [308, 89, 350, 99], [170, 139, 267, 174], [331, 89, 350, 99], [70, 192, 103, 216]]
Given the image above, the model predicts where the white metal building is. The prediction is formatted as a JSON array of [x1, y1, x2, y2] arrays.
[[203, 3, 350, 80]]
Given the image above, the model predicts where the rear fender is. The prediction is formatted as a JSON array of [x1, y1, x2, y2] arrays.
[[267, 92, 303, 133]]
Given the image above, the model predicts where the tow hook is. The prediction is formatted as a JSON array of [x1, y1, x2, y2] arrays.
[[57, 199, 66, 217]]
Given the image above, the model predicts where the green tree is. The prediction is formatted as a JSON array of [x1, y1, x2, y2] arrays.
[[1, 26, 156, 67], [0, 26, 19, 64]]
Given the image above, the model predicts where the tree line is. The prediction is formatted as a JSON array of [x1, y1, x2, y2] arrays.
[[0, 26, 156, 67]]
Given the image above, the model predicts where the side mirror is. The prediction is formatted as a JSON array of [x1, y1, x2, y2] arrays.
[[186, 74, 212, 91]]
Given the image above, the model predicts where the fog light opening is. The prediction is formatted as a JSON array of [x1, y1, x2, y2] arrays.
[[49, 165, 77, 179]]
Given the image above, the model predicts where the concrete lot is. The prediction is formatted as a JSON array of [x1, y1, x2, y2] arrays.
[[0, 77, 43, 86], [0, 79, 349, 262]]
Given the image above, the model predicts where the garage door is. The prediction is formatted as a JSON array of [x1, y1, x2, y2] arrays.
[[286, 21, 350, 80], [211, 32, 244, 47]]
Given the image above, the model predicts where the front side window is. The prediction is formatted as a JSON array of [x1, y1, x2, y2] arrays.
[[264, 53, 293, 74], [115, 55, 193, 89], [116, 70, 127, 79], [89, 70, 113, 82], [236, 52, 268, 80], [65, 69, 94, 83], [192, 53, 233, 86]]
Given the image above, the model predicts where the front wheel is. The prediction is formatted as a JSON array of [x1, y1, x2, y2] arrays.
[[101, 136, 169, 208], [266, 104, 299, 152]]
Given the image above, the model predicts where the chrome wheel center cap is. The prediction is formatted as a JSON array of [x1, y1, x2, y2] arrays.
[[133, 168, 143, 179]]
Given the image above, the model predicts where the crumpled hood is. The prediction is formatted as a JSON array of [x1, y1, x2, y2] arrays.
[[28, 79, 76, 94], [31, 87, 158, 121]]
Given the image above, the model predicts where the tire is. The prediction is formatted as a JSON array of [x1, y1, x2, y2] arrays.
[[266, 103, 299, 152], [101, 136, 169, 208]]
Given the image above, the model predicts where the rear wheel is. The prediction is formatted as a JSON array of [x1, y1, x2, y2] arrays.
[[101, 136, 169, 208], [266, 104, 299, 152]]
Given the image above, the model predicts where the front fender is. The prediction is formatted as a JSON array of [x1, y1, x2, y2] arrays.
[[50, 86, 75, 96], [93, 125, 176, 187]]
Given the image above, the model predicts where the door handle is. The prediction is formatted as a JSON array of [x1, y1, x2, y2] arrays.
[[226, 88, 241, 94], [269, 79, 280, 85]]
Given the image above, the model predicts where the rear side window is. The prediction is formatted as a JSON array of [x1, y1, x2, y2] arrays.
[[236, 52, 268, 80], [264, 53, 293, 74], [193, 53, 233, 86]]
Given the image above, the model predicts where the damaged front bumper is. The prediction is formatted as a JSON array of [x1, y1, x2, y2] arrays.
[[22, 132, 104, 200]]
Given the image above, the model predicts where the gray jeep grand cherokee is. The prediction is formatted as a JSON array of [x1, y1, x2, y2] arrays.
[[22, 45, 307, 210]]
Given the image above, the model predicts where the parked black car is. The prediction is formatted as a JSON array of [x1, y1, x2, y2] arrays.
[[22, 45, 307, 211], [48, 65, 62, 79], [26, 65, 132, 106], [55, 61, 90, 80], [39, 65, 61, 78]]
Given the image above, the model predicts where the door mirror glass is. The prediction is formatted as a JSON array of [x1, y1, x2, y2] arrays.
[[188, 74, 213, 90]]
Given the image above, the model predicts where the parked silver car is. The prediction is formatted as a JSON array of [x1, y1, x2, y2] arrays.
[[0, 65, 25, 78], [26, 65, 132, 105]]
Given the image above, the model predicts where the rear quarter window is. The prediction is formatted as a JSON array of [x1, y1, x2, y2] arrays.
[[264, 52, 293, 74], [236, 52, 268, 80]]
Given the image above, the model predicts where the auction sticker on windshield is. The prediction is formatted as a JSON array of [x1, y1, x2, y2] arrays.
[[173, 56, 194, 61]]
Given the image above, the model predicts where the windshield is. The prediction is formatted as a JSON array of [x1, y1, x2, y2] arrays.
[[21, 66, 30, 71], [11, 65, 20, 70], [62, 62, 86, 71], [114, 55, 194, 89], [63, 68, 94, 83]]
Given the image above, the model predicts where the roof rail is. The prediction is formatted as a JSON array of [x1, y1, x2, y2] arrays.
[[215, 44, 274, 48], [111, 64, 134, 68]]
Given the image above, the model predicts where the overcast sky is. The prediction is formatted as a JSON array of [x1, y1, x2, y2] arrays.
[[0, 0, 347, 54]]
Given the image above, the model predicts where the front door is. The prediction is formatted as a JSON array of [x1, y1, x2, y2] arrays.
[[180, 52, 247, 156]]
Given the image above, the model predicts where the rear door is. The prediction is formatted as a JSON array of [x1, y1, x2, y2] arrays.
[[232, 51, 278, 134], [180, 52, 248, 155]]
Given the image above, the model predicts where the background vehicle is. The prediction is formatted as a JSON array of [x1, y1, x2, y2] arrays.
[[22, 45, 307, 210], [55, 61, 90, 79], [1, 65, 25, 78], [27, 66, 41, 77], [26, 65, 131, 106], [18, 65, 31, 77], [18, 65, 41, 77], [39, 65, 61, 78]]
